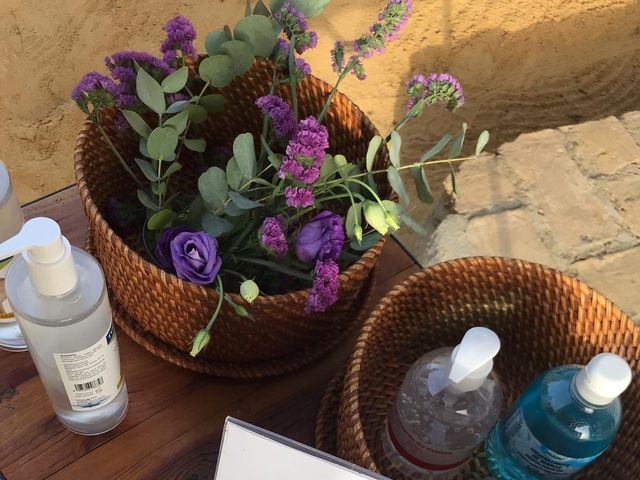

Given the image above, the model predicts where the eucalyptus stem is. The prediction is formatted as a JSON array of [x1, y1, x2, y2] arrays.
[[206, 276, 225, 331], [95, 123, 143, 188]]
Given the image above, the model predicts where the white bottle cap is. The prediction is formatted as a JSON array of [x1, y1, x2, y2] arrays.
[[447, 327, 501, 393], [575, 353, 632, 406], [0, 217, 78, 296]]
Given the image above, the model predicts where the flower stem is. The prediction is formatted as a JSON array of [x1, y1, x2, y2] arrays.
[[288, 35, 299, 122], [317, 59, 356, 124], [236, 256, 311, 281], [205, 276, 225, 331], [95, 122, 143, 188]]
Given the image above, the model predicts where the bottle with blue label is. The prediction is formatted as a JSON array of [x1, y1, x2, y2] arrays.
[[0, 217, 128, 435], [485, 353, 632, 479]]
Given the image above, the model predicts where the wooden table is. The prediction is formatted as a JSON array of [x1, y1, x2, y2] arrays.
[[0, 186, 420, 480]]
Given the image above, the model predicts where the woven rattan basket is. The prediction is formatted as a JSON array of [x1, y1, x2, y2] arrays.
[[74, 58, 389, 375], [316, 257, 640, 479]]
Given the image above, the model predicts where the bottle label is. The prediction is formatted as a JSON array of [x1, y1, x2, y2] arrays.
[[503, 408, 601, 478], [386, 403, 471, 472], [53, 322, 124, 412]]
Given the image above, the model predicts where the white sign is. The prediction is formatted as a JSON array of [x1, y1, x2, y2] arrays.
[[214, 417, 390, 480]]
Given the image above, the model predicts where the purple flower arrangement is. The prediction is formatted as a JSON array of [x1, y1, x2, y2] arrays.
[[71, 0, 488, 356]]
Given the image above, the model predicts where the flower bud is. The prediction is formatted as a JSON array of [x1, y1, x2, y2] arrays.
[[385, 211, 400, 231], [240, 280, 260, 303], [190, 329, 211, 357], [354, 224, 363, 242]]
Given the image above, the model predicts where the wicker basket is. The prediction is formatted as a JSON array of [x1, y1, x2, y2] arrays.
[[318, 257, 640, 479], [74, 58, 390, 374]]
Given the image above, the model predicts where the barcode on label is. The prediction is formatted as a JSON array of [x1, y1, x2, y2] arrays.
[[74, 377, 104, 391]]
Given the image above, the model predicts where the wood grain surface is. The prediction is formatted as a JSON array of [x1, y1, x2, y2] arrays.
[[0, 187, 419, 480]]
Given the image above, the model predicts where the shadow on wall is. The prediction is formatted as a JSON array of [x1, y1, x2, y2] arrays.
[[394, 0, 640, 257]]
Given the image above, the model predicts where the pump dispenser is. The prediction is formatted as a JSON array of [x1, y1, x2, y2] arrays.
[[382, 327, 503, 477], [1, 217, 128, 435]]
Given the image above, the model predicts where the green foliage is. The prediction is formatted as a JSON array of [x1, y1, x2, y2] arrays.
[[448, 122, 468, 158], [199, 94, 225, 113], [198, 167, 228, 211], [233, 133, 257, 179], [199, 55, 236, 88], [137, 189, 159, 211], [345, 203, 362, 240], [366, 135, 382, 173], [136, 67, 166, 115], [121, 110, 151, 138], [253, 0, 271, 16], [202, 212, 234, 237], [389, 131, 402, 168], [226, 157, 245, 190], [229, 191, 263, 210], [166, 100, 190, 114], [205, 31, 232, 56], [270, 0, 329, 17], [161, 162, 182, 179], [350, 231, 382, 251], [411, 164, 433, 204], [184, 104, 208, 124], [148, 209, 173, 230], [476, 130, 490, 156], [234, 15, 278, 58], [420, 132, 452, 162], [387, 166, 409, 205], [147, 127, 179, 161], [134, 158, 158, 181], [219, 40, 255, 76], [161, 66, 189, 94], [163, 110, 190, 135], [184, 138, 206, 153]]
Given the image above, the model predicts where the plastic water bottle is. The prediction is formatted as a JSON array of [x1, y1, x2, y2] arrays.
[[485, 353, 632, 479], [0, 218, 128, 435], [381, 327, 503, 477]]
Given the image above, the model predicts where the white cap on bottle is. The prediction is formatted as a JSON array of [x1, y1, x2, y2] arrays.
[[447, 327, 501, 393], [0, 217, 77, 296], [575, 353, 632, 406]]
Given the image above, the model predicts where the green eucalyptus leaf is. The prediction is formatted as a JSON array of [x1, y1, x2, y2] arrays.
[[420, 132, 453, 162], [137, 189, 159, 211], [162, 162, 182, 179], [224, 25, 233, 39], [121, 110, 152, 138], [136, 67, 166, 114], [140, 137, 151, 158], [334, 154, 349, 177], [184, 138, 206, 153], [363, 201, 388, 235], [226, 157, 245, 190], [161, 66, 188, 93], [476, 130, 490, 156], [448, 122, 468, 158], [234, 15, 278, 58], [134, 158, 158, 181], [184, 104, 208, 124], [350, 231, 382, 251], [199, 55, 235, 88], [187, 195, 205, 230], [268, 153, 283, 169], [198, 167, 228, 211], [270, 0, 328, 17], [233, 133, 257, 179], [411, 165, 433, 203], [147, 209, 173, 230], [387, 166, 409, 206], [199, 94, 225, 113], [202, 212, 234, 237], [147, 127, 179, 161], [228, 191, 263, 209], [157, 182, 167, 196], [400, 213, 428, 235], [389, 130, 402, 168], [205, 30, 232, 56], [254, 0, 271, 16], [366, 135, 382, 173], [320, 154, 336, 179], [224, 202, 245, 217], [345, 203, 362, 239], [166, 100, 190, 114], [219, 40, 255, 76], [163, 110, 190, 135]]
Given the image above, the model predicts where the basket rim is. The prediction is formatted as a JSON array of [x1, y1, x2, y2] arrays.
[[74, 65, 388, 306], [338, 255, 637, 471]]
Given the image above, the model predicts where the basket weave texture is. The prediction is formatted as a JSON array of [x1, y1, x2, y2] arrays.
[[74, 58, 389, 369], [317, 257, 640, 479]]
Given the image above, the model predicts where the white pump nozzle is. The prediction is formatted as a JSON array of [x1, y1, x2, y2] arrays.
[[575, 353, 632, 406], [448, 327, 501, 393], [0, 217, 77, 296]]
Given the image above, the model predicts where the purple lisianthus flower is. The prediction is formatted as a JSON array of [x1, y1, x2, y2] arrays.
[[406, 73, 464, 112], [161, 15, 198, 64], [256, 95, 297, 138], [285, 186, 315, 208], [305, 259, 340, 313], [296, 211, 345, 264], [169, 231, 222, 285], [260, 215, 288, 259], [156, 225, 192, 272]]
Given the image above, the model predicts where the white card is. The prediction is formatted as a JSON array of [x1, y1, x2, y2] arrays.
[[214, 417, 390, 480]]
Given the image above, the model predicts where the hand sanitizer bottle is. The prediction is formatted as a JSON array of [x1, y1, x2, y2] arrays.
[[0, 217, 128, 435], [485, 353, 632, 479], [0, 160, 26, 351], [381, 327, 503, 477]]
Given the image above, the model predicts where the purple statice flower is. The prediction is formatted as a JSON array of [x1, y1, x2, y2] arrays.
[[160, 16, 198, 64], [349, 56, 367, 81], [274, 0, 318, 53], [406, 73, 464, 112], [331, 41, 345, 73], [156, 225, 192, 272], [295, 211, 345, 264], [305, 259, 340, 313], [378, 0, 412, 41], [105, 51, 173, 79], [273, 39, 312, 78], [279, 116, 329, 184], [114, 112, 129, 132], [285, 186, 315, 208], [71, 72, 118, 102], [260, 215, 288, 259], [170, 231, 222, 285], [294, 57, 311, 76], [255, 95, 297, 138]]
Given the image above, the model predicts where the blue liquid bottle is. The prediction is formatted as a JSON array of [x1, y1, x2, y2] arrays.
[[485, 353, 632, 479]]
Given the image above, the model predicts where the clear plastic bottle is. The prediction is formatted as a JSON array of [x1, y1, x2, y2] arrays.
[[485, 353, 632, 479], [381, 327, 503, 477], [1, 218, 128, 435]]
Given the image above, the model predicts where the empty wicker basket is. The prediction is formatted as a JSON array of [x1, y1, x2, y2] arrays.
[[74, 58, 389, 377], [319, 257, 640, 479]]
